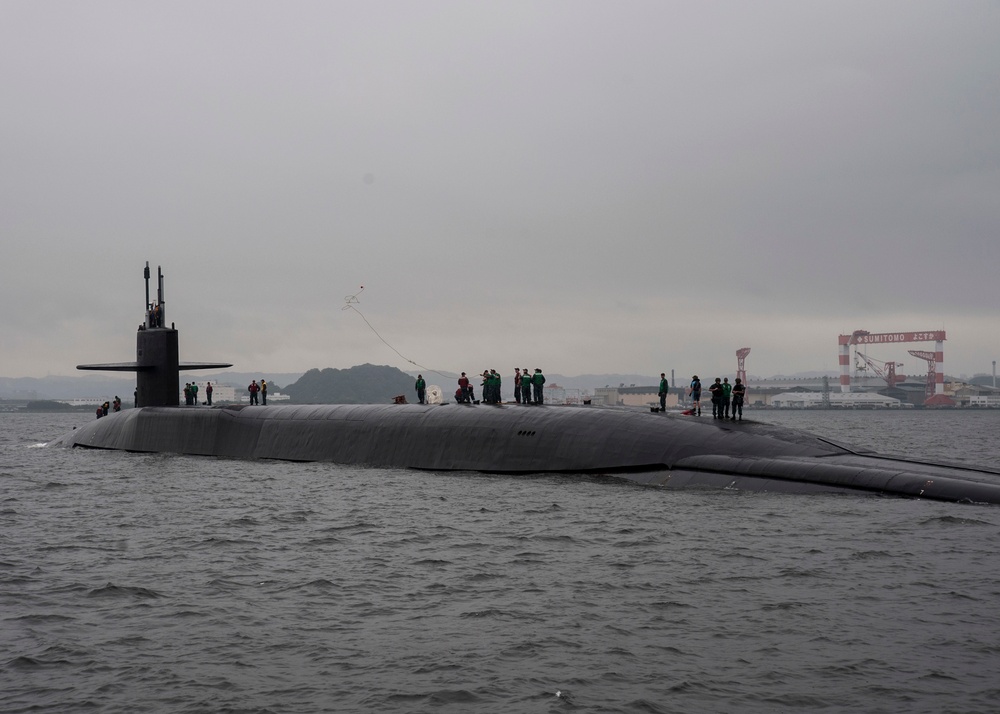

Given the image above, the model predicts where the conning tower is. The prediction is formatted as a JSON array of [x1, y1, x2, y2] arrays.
[[77, 262, 232, 406]]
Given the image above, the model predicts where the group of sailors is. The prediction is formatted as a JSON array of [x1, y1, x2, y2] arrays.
[[247, 379, 267, 405], [450, 368, 546, 405], [183, 382, 215, 406], [94, 396, 122, 419], [687, 375, 746, 420], [414, 368, 548, 405], [138, 303, 164, 330]]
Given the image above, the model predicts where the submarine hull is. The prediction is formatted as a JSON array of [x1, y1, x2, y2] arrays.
[[48, 404, 1000, 504]]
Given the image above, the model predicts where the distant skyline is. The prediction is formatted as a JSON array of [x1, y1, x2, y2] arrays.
[[2, 2, 998, 380]]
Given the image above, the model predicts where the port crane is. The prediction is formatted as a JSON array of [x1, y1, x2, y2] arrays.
[[907, 350, 937, 398], [736, 347, 750, 386], [854, 351, 904, 389]]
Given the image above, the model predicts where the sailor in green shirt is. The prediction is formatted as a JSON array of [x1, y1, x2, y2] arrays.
[[721, 377, 732, 420], [415, 375, 426, 404], [658, 373, 669, 412], [532, 369, 545, 405]]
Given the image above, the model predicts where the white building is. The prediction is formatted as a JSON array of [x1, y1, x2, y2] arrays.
[[770, 392, 903, 408], [592, 385, 679, 409], [239, 392, 290, 403], [969, 395, 1000, 407], [184, 381, 237, 403]]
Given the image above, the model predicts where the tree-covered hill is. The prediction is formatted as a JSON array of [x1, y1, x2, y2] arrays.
[[281, 364, 416, 404]]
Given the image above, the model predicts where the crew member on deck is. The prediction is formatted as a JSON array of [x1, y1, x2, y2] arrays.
[[532, 368, 545, 405], [709, 378, 723, 419], [689, 376, 702, 416], [731, 378, 746, 421]]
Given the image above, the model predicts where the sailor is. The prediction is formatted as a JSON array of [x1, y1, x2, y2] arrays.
[[731, 378, 746, 421], [689, 376, 702, 416], [532, 368, 545, 405], [248, 380, 259, 405], [709, 378, 723, 419], [721, 377, 732, 420], [458, 372, 472, 403], [415, 374, 426, 404], [658, 373, 669, 412], [522, 368, 532, 404], [260, 379, 267, 405], [206, 382, 213, 406], [514, 368, 522, 404], [488, 370, 498, 404]]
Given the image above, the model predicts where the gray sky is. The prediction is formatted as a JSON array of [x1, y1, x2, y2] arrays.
[[3, 1, 998, 381]]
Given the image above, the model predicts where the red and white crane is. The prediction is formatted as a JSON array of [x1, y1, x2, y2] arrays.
[[736, 347, 750, 387], [906, 350, 955, 406], [907, 350, 937, 398], [854, 352, 904, 389]]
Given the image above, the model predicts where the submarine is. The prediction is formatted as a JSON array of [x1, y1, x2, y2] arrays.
[[49, 263, 1000, 505]]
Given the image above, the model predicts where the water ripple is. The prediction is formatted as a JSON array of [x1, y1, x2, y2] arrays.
[[2, 411, 1000, 712]]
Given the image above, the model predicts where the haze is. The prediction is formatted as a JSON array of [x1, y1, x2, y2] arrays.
[[2, 1, 998, 380]]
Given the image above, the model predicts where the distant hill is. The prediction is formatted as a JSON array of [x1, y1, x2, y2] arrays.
[[0, 372, 304, 400], [0, 375, 136, 401], [282, 364, 415, 404], [23, 400, 94, 412], [197, 372, 304, 391]]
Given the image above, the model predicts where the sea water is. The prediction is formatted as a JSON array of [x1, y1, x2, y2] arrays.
[[2, 410, 999, 713]]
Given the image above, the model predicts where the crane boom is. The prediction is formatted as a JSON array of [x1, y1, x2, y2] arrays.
[[854, 351, 903, 389]]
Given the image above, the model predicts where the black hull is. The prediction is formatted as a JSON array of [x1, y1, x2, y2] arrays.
[[48, 403, 1000, 505]]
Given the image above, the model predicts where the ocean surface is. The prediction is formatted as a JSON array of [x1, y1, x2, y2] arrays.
[[2, 409, 1000, 713]]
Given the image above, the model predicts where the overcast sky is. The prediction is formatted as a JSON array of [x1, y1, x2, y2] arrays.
[[3, 1, 998, 382]]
